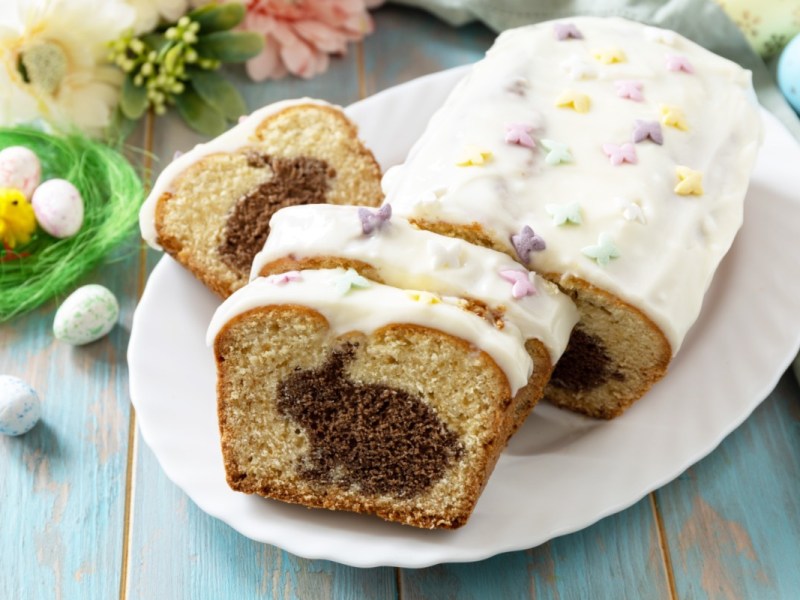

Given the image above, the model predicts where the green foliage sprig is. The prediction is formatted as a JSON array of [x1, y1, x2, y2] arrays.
[[108, 2, 263, 136]]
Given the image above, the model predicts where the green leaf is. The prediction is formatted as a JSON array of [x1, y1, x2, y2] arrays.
[[188, 3, 245, 33], [120, 73, 148, 120], [189, 70, 246, 121], [175, 87, 227, 136], [195, 31, 264, 63]]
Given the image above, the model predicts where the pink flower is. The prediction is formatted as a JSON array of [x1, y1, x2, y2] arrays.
[[242, 0, 382, 80]]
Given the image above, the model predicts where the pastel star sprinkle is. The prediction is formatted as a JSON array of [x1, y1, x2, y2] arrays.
[[553, 22, 583, 40], [546, 202, 583, 226], [616, 197, 646, 224], [660, 104, 688, 131], [674, 166, 704, 196], [427, 240, 462, 269], [644, 26, 676, 45], [561, 56, 597, 80], [632, 119, 663, 145], [407, 291, 441, 304], [335, 268, 370, 295], [511, 225, 546, 262], [456, 145, 493, 166], [541, 139, 573, 165], [506, 76, 529, 96], [265, 271, 302, 285], [499, 270, 536, 299], [358, 204, 392, 235], [665, 53, 694, 73], [614, 80, 643, 101], [582, 233, 620, 266], [592, 47, 626, 64], [505, 123, 536, 149], [602, 142, 638, 166], [555, 90, 591, 113]]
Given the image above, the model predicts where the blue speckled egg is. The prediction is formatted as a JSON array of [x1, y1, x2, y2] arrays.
[[777, 34, 800, 114], [0, 375, 41, 436], [53, 284, 119, 345]]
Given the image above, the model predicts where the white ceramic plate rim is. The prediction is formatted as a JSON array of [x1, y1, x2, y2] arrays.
[[128, 66, 800, 568]]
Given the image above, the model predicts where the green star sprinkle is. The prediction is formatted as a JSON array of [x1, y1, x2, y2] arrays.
[[335, 268, 371, 296], [545, 202, 582, 226], [581, 233, 620, 266]]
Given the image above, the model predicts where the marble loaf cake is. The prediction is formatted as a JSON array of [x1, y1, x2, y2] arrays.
[[208, 268, 573, 528], [383, 17, 762, 418], [139, 100, 383, 298], [250, 203, 579, 433]]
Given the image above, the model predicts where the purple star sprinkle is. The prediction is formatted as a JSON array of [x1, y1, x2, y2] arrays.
[[614, 80, 644, 102], [632, 120, 664, 145], [602, 142, 638, 166], [265, 271, 302, 285], [358, 204, 392, 235], [172, 150, 183, 161], [505, 123, 536, 149], [511, 225, 546, 263], [553, 22, 583, 41], [665, 54, 694, 73], [499, 270, 537, 299]]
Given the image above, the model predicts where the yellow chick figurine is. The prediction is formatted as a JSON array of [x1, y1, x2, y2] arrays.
[[0, 188, 36, 249]]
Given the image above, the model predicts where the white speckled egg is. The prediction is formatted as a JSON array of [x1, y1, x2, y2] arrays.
[[54, 284, 119, 345], [0, 375, 41, 436], [777, 34, 800, 114], [32, 178, 84, 239], [0, 146, 41, 199]]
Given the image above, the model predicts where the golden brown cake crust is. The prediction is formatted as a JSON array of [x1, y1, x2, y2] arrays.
[[214, 304, 537, 529]]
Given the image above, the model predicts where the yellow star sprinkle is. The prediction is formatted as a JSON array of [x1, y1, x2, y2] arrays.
[[456, 145, 493, 166], [555, 90, 591, 113], [407, 291, 441, 304], [591, 47, 626, 64], [660, 104, 688, 131], [674, 166, 704, 196]]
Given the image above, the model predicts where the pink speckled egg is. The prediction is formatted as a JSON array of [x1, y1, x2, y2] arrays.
[[0, 146, 41, 199], [32, 179, 84, 239]]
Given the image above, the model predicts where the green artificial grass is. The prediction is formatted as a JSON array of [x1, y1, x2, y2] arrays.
[[0, 127, 143, 321]]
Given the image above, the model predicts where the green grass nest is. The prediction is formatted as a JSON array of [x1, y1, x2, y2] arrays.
[[0, 127, 143, 321]]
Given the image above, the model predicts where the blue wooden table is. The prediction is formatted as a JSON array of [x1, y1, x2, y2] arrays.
[[2, 6, 800, 599]]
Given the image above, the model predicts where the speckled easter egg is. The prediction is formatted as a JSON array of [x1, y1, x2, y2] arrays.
[[0, 146, 41, 199], [32, 178, 84, 239], [53, 284, 119, 345], [777, 34, 800, 114], [0, 375, 41, 436]]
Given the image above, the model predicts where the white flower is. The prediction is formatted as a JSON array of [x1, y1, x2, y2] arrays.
[[0, 0, 135, 137], [125, 0, 189, 35]]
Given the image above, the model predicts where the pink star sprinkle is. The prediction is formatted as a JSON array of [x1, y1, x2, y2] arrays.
[[500, 270, 536, 299], [632, 120, 663, 145], [505, 123, 536, 149], [602, 142, 638, 166], [358, 204, 392, 235], [665, 54, 694, 73], [511, 225, 546, 263], [614, 80, 644, 101], [553, 22, 583, 41], [265, 271, 302, 285]]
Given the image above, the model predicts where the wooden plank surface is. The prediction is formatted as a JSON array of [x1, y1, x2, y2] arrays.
[[2, 5, 800, 599]]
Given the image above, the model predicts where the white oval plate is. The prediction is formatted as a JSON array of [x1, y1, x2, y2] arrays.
[[128, 66, 800, 568]]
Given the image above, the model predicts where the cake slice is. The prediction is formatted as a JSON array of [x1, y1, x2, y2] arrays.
[[139, 99, 383, 298], [208, 269, 537, 528], [250, 203, 578, 433], [382, 18, 762, 418]]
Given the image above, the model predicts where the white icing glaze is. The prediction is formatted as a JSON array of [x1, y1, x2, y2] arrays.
[[383, 17, 762, 354], [250, 204, 579, 361], [207, 269, 533, 394], [139, 98, 337, 250]]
